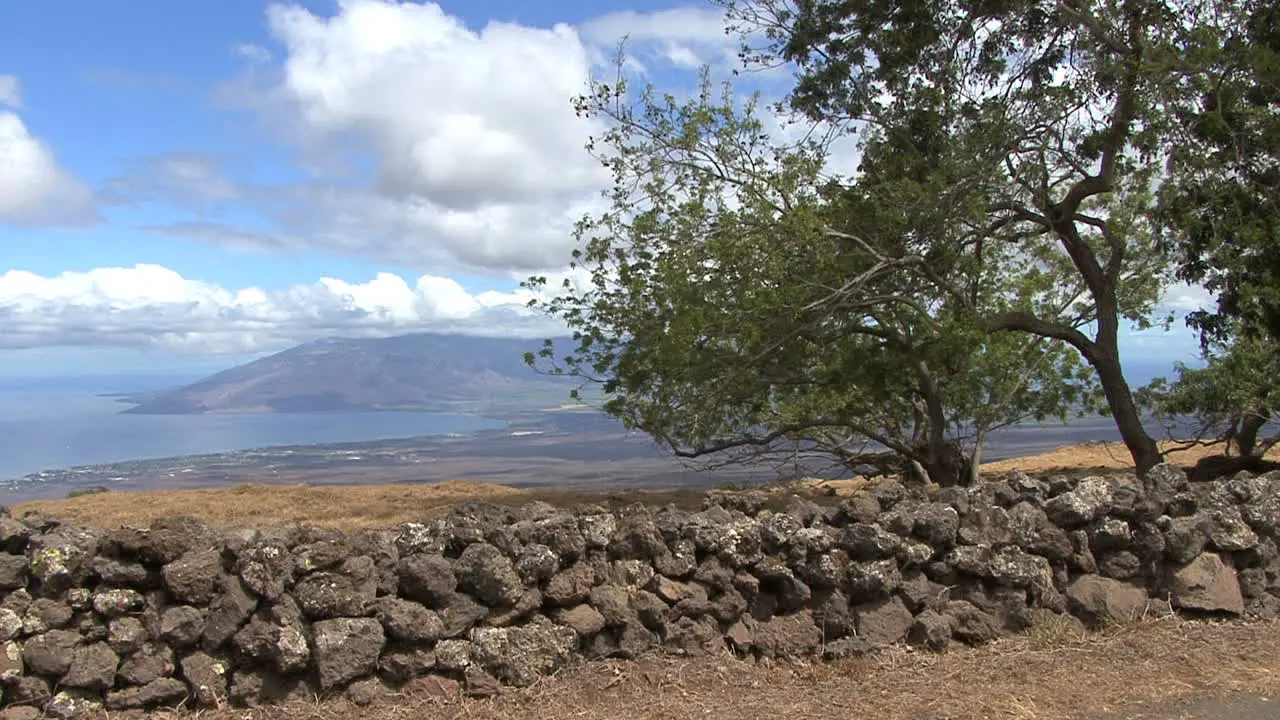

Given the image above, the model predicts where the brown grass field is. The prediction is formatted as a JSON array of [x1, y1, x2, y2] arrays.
[[7, 439, 1280, 720]]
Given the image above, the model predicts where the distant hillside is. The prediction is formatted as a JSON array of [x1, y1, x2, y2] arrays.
[[122, 333, 577, 415]]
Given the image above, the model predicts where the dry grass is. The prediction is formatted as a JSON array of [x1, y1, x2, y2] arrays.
[[980, 439, 1280, 474], [10, 480, 529, 532], [12, 439, 1279, 530], [85, 618, 1280, 720]]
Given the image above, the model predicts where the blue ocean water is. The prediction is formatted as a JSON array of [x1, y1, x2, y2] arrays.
[[0, 375, 504, 481]]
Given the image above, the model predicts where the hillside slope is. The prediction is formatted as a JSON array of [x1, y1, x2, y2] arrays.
[[123, 333, 574, 414]]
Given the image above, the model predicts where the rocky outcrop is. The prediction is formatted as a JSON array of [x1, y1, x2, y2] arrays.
[[0, 464, 1278, 716]]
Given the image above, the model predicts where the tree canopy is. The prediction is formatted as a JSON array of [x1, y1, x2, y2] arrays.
[[527, 0, 1280, 484]]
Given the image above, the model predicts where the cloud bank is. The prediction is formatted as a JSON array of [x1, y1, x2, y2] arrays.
[[0, 264, 581, 354]]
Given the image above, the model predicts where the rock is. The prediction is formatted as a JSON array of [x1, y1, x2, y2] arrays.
[[753, 559, 812, 611], [433, 639, 473, 670], [1065, 575, 1150, 627], [5, 676, 51, 708], [231, 612, 310, 675], [485, 588, 542, 627], [0, 608, 20, 641], [664, 615, 721, 656], [588, 586, 634, 627], [524, 514, 587, 563], [1098, 551, 1143, 580], [838, 495, 882, 525], [839, 523, 902, 561], [812, 589, 855, 638], [1162, 515, 1209, 564], [470, 620, 578, 687], [455, 543, 524, 607], [143, 516, 217, 565], [379, 648, 437, 683], [1088, 517, 1132, 553], [23, 598, 73, 634], [311, 618, 385, 690], [898, 572, 950, 613], [27, 528, 100, 598], [946, 545, 1060, 608], [1203, 508, 1259, 552], [578, 514, 617, 550], [235, 540, 294, 601], [847, 558, 902, 600], [943, 601, 1002, 645], [439, 594, 489, 638], [750, 610, 823, 658], [0, 708, 42, 720], [909, 503, 961, 546], [514, 544, 559, 584], [160, 606, 205, 649], [104, 677, 190, 710], [907, 609, 952, 651], [108, 616, 149, 656], [855, 596, 913, 646], [373, 597, 444, 644], [398, 554, 457, 607], [1009, 502, 1074, 560], [822, 636, 875, 659], [650, 575, 706, 605], [293, 570, 375, 620], [0, 640, 22, 682], [1045, 477, 1114, 528], [609, 506, 669, 560], [22, 629, 80, 675], [402, 674, 460, 703], [545, 562, 597, 606], [0, 554, 27, 591], [161, 550, 223, 605], [91, 588, 145, 618], [117, 643, 175, 686], [0, 516, 32, 554], [555, 604, 606, 637], [44, 690, 102, 719], [346, 677, 387, 706], [958, 506, 1014, 547], [180, 651, 229, 706], [202, 575, 259, 650], [1168, 552, 1245, 615]]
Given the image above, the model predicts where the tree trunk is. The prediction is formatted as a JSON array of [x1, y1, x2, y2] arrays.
[[968, 436, 984, 487], [1092, 350, 1163, 476], [1232, 411, 1268, 458]]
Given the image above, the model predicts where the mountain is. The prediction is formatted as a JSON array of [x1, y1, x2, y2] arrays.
[[122, 333, 577, 415]]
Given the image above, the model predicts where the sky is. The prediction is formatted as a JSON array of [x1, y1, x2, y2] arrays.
[[0, 0, 1212, 379]]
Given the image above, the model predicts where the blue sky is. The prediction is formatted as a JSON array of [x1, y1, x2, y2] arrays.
[[0, 0, 1209, 379]]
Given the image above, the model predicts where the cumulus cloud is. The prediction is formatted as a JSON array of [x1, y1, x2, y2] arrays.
[[178, 0, 615, 273], [1159, 281, 1217, 314], [0, 80, 97, 226], [0, 264, 584, 355], [578, 7, 738, 70]]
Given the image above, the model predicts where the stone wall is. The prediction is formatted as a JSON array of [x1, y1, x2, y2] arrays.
[[1, 464, 1277, 718]]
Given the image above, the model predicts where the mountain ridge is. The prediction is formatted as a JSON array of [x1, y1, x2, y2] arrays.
[[122, 333, 576, 415]]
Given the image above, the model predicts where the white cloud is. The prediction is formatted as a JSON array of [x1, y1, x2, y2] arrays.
[[195, 0, 614, 272], [578, 7, 737, 71], [0, 264, 583, 354], [1159, 281, 1216, 313], [105, 153, 242, 212], [0, 109, 97, 226], [0, 75, 20, 107]]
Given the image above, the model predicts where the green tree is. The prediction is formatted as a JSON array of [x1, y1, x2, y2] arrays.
[[525, 73, 1092, 486], [1156, 0, 1280, 348], [1142, 334, 1278, 458], [718, 0, 1233, 475]]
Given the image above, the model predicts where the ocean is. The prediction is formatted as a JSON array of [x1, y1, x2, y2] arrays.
[[0, 379, 505, 483]]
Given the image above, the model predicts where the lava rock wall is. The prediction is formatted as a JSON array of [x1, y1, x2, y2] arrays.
[[1, 464, 1277, 717]]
